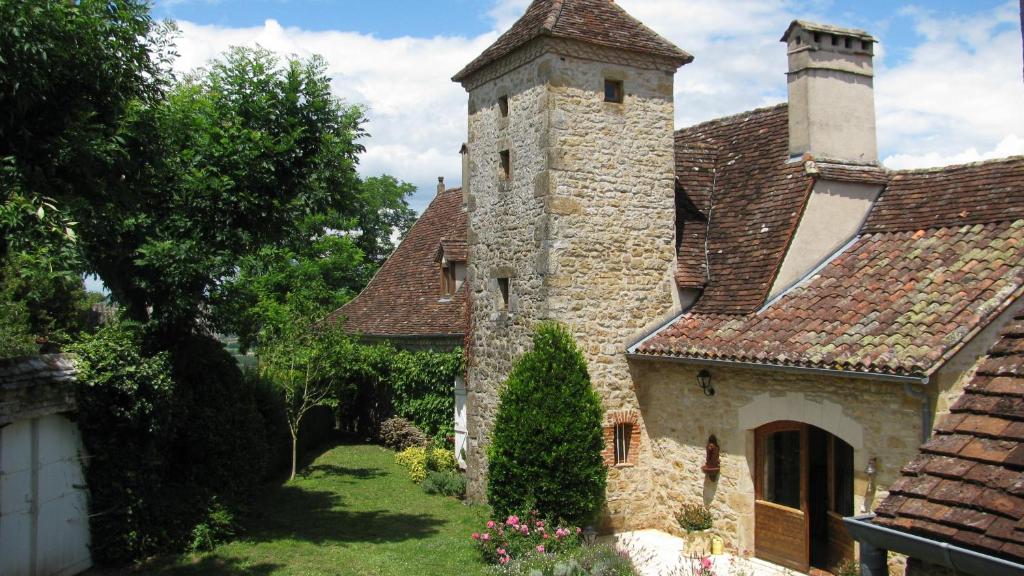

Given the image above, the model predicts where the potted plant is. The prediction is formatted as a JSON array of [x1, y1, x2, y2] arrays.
[[676, 503, 715, 555]]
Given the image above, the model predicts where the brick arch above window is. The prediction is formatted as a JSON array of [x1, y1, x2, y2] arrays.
[[603, 410, 641, 467]]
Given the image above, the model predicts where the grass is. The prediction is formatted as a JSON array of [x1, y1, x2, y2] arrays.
[[102, 442, 491, 576]]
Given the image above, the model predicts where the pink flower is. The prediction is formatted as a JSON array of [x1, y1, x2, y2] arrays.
[[471, 533, 480, 540], [496, 548, 506, 556], [506, 515, 519, 526], [536, 545, 545, 554], [519, 525, 529, 535], [543, 533, 549, 539], [576, 527, 582, 534], [499, 556, 510, 565], [487, 520, 496, 529], [481, 533, 490, 541], [701, 557, 712, 568], [536, 521, 545, 528]]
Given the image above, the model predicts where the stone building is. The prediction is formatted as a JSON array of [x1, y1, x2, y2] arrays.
[[336, 0, 1024, 573]]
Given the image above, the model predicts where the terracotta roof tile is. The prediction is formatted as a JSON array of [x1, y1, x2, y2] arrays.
[[864, 156, 1024, 234], [453, 0, 692, 82], [637, 220, 1024, 375], [324, 189, 468, 338], [873, 309, 1024, 563], [673, 104, 813, 313]]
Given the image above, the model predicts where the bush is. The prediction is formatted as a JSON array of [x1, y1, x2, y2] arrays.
[[72, 321, 179, 564], [473, 512, 582, 565], [396, 445, 457, 483], [188, 498, 237, 552], [380, 416, 429, 451], [428, 446, 458, 473], [676, 503, 713, 532], [422, 470, 466, 498], [487, 322, 606, 525], [74, 322, 276, 565], [396, 446, 429, 482], [334, 342, 461, 441], [489, 544, 637, 576]]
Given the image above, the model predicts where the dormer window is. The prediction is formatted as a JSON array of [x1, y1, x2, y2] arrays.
[[436, 240, 467, 298], [441, 263, 457, 296], [604, 79, 623, 103]]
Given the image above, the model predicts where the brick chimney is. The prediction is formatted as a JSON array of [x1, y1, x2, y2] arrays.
[[782, 21, 878, 164]]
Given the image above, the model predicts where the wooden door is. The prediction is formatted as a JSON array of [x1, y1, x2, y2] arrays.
[[755, 422, 809, 573], [825, 436, 855, 571]]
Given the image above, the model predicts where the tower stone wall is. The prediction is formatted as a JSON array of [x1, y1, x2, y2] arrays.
[[460, 39, 682, 530]]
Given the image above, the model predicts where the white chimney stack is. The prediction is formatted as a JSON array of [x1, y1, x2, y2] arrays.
[[437, 176, 446, 195], [782, 21, 878, 164]]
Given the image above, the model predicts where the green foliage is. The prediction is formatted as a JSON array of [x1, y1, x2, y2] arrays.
[[72, 321, 179, 564], [422, 470, 467, 498], [75, 46, 367, 331], [489, 545, 637, 576], [380, 416, 429, 451], [396, 446, 457, 483], [73, 321, 272, 565], [188, 499, 237, 553], [166, 333, 269, 500], [0, 0, 172, 256], [488, 323, 607, 526], [335, 342, 462, 440], [396, 446, 429, 483], [676, 503, 713, 532], [0, 250, 93, 352], [0, 297, 36, 357]]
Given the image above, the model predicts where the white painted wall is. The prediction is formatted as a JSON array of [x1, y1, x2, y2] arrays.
[[1, 414, 91, 576], [454, 375, 468, 469]]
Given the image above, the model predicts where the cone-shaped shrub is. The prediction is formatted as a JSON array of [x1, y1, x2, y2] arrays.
[[487, 322, 606, 525]]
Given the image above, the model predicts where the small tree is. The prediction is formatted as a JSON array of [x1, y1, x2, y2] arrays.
[[260, 315, 343, 481], [487, 322, 607, 525]]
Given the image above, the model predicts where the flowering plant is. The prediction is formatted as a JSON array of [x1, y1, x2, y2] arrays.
[[471, 511, 582, 565]]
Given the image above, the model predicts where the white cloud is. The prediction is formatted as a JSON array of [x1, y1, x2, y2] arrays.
[[874, 1, 1024, 169], [884, 134, 1024, 170], [167, 1, 1024, 213], [171, 19, 495, 213]]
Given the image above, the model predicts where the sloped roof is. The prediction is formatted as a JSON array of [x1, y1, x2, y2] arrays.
[[453, 0, 692, 82], [673, 104, 814, 312], [872, 313, 1024, 562], [638, 150, 1024, 377], [325, 188, 468, 338]]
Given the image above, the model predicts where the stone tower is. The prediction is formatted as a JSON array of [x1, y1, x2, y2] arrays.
[[452, 0, 691, 529]]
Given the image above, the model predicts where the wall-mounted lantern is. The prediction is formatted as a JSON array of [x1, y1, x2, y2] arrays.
[[697, 369, 715, 396], [701, 434, 721, 481]]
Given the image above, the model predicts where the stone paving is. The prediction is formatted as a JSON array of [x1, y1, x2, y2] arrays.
[[602, 530, 794, 576]]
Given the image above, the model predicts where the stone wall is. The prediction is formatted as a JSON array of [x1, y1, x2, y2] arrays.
[[460, 41, 682, 530], [634, 360, 927, 554]]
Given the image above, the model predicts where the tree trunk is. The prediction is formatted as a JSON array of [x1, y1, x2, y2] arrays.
[[289, 428, 298, 482]]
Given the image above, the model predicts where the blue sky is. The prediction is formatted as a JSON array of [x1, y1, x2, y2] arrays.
[[155, 0, 1023, 215]]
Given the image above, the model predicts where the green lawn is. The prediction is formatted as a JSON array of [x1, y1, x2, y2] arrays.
[[119, 443, 492, 576]]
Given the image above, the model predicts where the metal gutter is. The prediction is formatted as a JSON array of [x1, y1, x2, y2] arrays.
[[625, 352, 929, 385], [902, 383, 932, 444], [844, 514, 1024, 576]]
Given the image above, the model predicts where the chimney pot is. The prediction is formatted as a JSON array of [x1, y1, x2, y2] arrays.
[[782, 20, 878, 164], [437, 176, 445, 195]]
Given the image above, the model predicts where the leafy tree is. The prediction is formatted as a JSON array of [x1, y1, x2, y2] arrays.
[[487, 322, 607, 525], [74, 46, 366, 334], [0, 0, 172, 258], [352, 175, 417, 265], [260, 313, 345, 481]]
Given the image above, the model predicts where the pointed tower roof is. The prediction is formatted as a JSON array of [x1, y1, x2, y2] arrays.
[[453, 0, 692, 83]]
